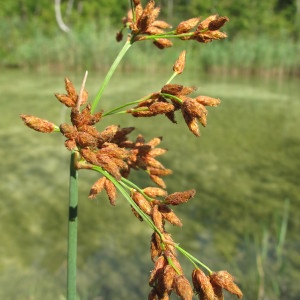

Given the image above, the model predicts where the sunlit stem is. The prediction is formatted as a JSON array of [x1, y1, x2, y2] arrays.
[[160, 93, 183, 104], [103, 94, 152, 117], [175, 244, 213, 274], [91, 39, 132, 113], [165, 72, 178, 85], [67, 151, 79, 300]]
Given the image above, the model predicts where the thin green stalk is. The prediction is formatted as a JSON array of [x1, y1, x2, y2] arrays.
[[91, 39, 132, 113], [67, 151, 79, 300], [103, 94, 152, 117]]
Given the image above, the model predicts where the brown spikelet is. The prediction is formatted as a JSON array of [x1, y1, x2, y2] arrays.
[[176, 17, 201, 34], [182, 99, 208, 119], [152, 204, 164, 232], [143, 187, 167, 198], [149, 102, 175, 114], [65, 77, 77, 99], [54, 93, 76, 107], [76, 131, 98, 148], [99, 125, 119, 142], [149, 255, 167, 286], [150, 174, 167, 189], [173, 275, 194, 300], [192, 269, 215, 300], [20, 114, 57, 133], [158, 205, 183, 227], [80, 148, 99, 165], [164, 189, 196, 206], [104, 179, 117, 206], [197, 15, 218, 31], [60, 123, 77, 139], [150, 232, 162, 261], [153, 38, 173, 49], [208, 16, 229, 31], [89, 177, 106, 199], [148, 288, 157, 300], [161, 84, 184, 95], [173, 50, 186, 75], [210, 271, 243, 299], [96, 154, 122, 180], [196, 96, 221, 107], [65, 139, 76, 150], [148, 168, 172, 177], [163, 265, 177, 292], [152, 20, 172, 29], [132, 191, 152, 215]]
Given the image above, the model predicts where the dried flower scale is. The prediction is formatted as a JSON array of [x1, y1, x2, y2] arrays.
[[20, 1, 242, 299]]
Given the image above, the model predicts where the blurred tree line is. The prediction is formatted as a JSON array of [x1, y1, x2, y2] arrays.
[[1, 0, 299, 72], [0, 0, 298, 38]]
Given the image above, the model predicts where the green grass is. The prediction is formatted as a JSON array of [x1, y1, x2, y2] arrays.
[[0, 69, 299, 299]]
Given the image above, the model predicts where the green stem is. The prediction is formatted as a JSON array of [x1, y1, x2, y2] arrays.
[[91, 39, 132, 113], [160, 93, 183, 104], [175, 244, 213, 274], [67, 152, 79, 300], [165, 72, 178, 85], [103, 94, 152, 117]]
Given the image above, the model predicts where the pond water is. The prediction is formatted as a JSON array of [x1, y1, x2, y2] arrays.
[[0, 69, 299, 299]]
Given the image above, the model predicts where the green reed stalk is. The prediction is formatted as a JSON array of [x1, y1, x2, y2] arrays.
[[67, 151, 79, 300]]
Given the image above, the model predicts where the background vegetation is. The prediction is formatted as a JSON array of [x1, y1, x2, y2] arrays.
[[0, 0, 299, 299], [1, 0, 299, 76]]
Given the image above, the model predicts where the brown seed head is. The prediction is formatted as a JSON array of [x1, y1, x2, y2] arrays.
[[153, 38, 173, 49], [20, 114, 57, 133], [149, 255, 167, 286], [196, 96, 221, 107], [152, 204, 164, 232], [88, 177, 106, 199], [173, 50, 186, 75], [192, 269, 215, 300], [173, 275, 194, 300], [60, 123, 77, 139], [164, 189, 196, 206], [150, 232, 163, 261], [149, 102, 175, 114], [210, 271, 243, 299], [132, 191, 152, 215], [152, 20, 172, 29], [54, 93, 76, 107], [176, 17, 201, 34], [143, 187, 167, 198], [208, 16, 229, 31], [104, 178, 117, 206], [197, 15, 218, 31], [158, 205, 182, 227]]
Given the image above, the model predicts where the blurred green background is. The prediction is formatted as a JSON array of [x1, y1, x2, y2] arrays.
[[0, 1, 300, 299]]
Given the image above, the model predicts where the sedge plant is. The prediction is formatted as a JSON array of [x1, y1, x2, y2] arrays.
[[20, 1, 243, 299]]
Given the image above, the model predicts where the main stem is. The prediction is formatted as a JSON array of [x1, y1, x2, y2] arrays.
[[67, 151, 79, 300]]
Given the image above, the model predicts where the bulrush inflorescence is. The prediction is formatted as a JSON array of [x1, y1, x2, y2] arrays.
[[117, 0, 229, 49], [20, 1, 242, 299]]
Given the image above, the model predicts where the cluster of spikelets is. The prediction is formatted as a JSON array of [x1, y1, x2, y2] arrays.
[[117, 0, 229, 49], [20, 1, 243, 299], [20, 76, 242, 300]]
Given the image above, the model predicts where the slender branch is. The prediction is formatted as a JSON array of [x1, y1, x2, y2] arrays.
[[91, 39, 132, 113]]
